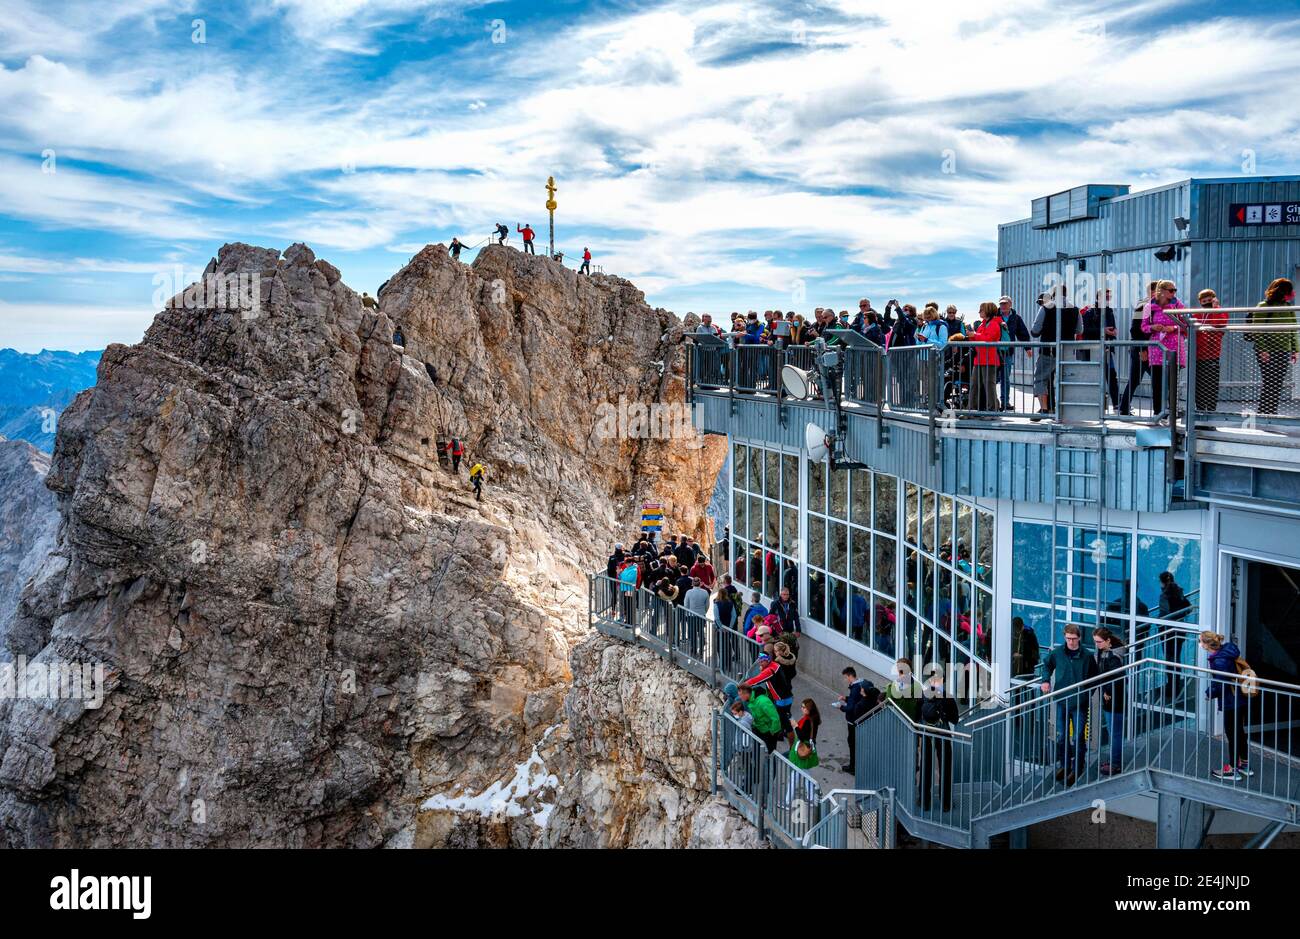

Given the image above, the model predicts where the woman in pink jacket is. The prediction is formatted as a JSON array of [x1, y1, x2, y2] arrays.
[[1141, 280, 1187, 416]]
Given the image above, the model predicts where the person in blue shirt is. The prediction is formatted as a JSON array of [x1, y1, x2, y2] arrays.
[[741, 591, 768, 637]]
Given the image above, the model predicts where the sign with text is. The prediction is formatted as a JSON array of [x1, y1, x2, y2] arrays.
[[1228, 202, 1300, 227]]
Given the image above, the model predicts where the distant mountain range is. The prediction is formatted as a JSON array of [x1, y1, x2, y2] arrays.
[[0, 349, 102, 452]]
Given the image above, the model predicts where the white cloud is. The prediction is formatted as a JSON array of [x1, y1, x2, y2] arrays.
[[0, 300, 153, 353]]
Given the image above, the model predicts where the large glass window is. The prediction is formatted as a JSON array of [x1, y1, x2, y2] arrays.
[[731, 441, 801, 610], [901, 485, 997, 706], [1010, 519, 1201, 653], [800, 462, 903, 660]]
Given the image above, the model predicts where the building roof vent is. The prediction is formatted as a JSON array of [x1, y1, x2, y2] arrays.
[[1031, 184, 1130, 229]]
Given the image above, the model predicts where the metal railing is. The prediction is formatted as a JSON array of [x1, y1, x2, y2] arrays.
[[854, 654, 1300, 844], [802, 788, 896, 848], [589, 573, 763, 688], [712, 709, 843, 848]]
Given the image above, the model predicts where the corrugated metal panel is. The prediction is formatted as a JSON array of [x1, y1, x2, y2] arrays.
[[696, 393, 1171, 512], [1192, 178, 1300, 241], [1193, 236, 1300, 310]]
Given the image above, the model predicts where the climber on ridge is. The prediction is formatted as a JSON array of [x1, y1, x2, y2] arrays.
[[469, 462, 486, 501], [518, 223, 535, 255], [445, 437, 464, 473], [449, 237, 467, 261], [580, 247, 591, 275], [494, 223, 509, 245]]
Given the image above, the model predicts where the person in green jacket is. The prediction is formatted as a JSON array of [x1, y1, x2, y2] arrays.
[[882, 658, 924, 722], [1246, 277, 1299, 415], [738, 684, 782, 752], [1040, 624, 1100, 785]]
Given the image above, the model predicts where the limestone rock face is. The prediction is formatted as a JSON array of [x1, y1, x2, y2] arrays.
[[541, 636, 762, 849], [0, 241, 726, 847], [0, 437, 59, 644]]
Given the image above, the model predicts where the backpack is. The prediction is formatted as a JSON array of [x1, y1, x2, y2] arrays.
[[1235, 656, 1260, 697]]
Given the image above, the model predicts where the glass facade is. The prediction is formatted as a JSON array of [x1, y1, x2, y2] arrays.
[[901, 483, 996, 705], [1010, 520, 1201, 656], [804, 460, 900, 658], [731, 444, 800, 607]]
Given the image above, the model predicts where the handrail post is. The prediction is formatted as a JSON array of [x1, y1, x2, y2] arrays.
[[875, 347, 886, 447], [758, 750, 769, 840], [711, 709, 719, 796]]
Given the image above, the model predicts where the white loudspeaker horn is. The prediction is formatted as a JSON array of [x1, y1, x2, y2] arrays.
[[805, 423, 830, 462], [782, 364, 815, 400]]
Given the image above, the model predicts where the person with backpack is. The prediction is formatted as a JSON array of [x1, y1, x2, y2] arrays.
[[580, 247, 592, 275], [517, 223, 536, 254], [1199, 631, 1256, 780], [468, 462, 486, 501], [771, 586, 800, 635], [494, 223, 509, 245], [741, 591, 768, 638], [882, 658, 924, 722], [835, 666, 880, 774], [737, 684, 782, 753], [744, 643, 797, 746], [449, 237, 468, 261], [1092, 627, 1128, 775], [447, 437, 464, 474], [1040, 623, 1100, 786]]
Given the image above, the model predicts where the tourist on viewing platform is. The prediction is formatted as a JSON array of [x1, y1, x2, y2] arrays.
[[966, 301, 1004, 413], [745, 643, 798, 746], [1192, 289, 1228, 412], [1040, 623, 1099, 786], [683, 577, 710, 617], [1246, 277, 1299, 415], [790, 314, 808, 345], [1119, 281, 1159, 415], [881, 298, 901, 329], [1011, 616, 1040, 677], [851, 299, 874, 334], [835, 666, 880, 774], [580, 246, 591, 275], [944, 304, 964, 339], [1031, 285, 1080, 417], [674, 564, 694, 608], [679, 536, 699, 568], [742, 591, 768, 637], [729, 699, 753, 734], [695, 313, 722, 336], [883, 658, 923, 722], [917, 305, 949, 350], [494, 223, 509, 245], [1093, 626, 1128, 776], [606, 544, 625, 579], [919, 670, 959, 813], [517, 223, 536, 254], [712, 583, 737, 634], [738, 684, 782, 753], [1079, 290, 1121, 409], [796, 698, 822, 747], [1200, 631, 1256, 781], [997, 296, 1032, 411], [863, 309, 886, 346], [1141, 280, 1187, 417], [772, 586, 799, 634], [689, 551, 715, 589]]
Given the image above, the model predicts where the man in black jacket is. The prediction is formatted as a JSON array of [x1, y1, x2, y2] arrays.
[[1030, 286, 1081, 415], [1079, 289, 1121, 409], [836, 667, 879, 774], [919, 670, 960, 812]]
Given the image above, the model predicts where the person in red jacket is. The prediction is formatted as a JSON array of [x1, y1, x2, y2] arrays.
[[966, 301, 1004, 413], [689, 555, 715, 589], [517, 223, 535, 254], [447, 437, 464, 473], [580, 247, 592, 275], [1192, 288, 1229, 412]]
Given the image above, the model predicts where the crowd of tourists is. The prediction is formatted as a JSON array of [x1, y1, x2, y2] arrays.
[[694, 276, 1299, 419]]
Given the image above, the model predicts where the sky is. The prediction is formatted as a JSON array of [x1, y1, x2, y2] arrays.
[[0, 0, 1299, 352]]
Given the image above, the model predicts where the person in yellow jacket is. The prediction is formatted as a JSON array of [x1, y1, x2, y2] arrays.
[[468, 463, 486, 501]]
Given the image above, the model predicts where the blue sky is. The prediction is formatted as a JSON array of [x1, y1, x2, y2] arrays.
[[1, 0, 1299, 351]]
